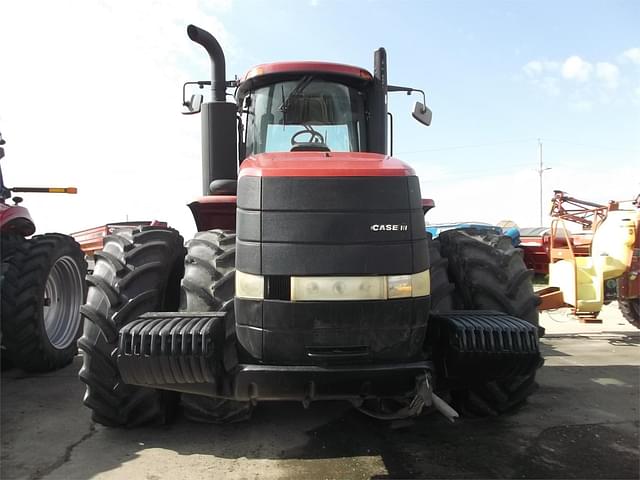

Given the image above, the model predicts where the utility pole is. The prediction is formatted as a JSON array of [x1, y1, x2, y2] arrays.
[[537, 138, 551, 226]]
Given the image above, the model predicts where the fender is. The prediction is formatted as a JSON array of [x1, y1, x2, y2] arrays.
[[0, 203, 35, 236]]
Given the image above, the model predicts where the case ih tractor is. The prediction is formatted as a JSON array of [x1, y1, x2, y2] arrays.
[[78, 25, 541, 426], [0, 132, 87, 372]]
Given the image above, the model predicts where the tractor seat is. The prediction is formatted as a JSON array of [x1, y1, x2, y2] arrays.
[[209, 179, 237, 195]]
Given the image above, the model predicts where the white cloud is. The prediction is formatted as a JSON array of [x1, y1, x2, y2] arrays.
[[0, 0, 235, 239], [621, 47, 640, 64], [538, 77, 561, 96], [561, 56, 593, 82], [568, 99, 593, 112], [523, 60, 543, 76], [522, 61, 560, 95], [522, 60, 558, 77], [595, 62, 620, 89], [522, 51, 639, 107]]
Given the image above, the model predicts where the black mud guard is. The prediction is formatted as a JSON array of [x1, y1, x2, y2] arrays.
[[117, 312, 226, 395], [429, 311, 542, 385]]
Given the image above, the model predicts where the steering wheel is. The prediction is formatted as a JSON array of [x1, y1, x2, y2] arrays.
[[291, 128, 325, 146]]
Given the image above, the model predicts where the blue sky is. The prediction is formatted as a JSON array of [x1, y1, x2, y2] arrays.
[[1, 0, 638, 236]]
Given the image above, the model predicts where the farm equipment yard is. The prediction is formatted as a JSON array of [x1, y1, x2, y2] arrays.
[[1, 5, 639, 480], [2, 308, 638, 480]]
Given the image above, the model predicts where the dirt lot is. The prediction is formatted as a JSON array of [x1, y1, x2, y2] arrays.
[[1, 305, 639, 480]]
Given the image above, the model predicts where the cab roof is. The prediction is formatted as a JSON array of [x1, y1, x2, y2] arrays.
[[237, 61, 373, 98], [241, 61, 373, 83]]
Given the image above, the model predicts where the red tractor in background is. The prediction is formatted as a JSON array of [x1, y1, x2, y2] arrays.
[[78, 25, 541, 426], [0, 132, 87, 372]]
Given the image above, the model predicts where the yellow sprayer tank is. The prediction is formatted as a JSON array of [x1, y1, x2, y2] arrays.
[[549, 209, 637, 316]]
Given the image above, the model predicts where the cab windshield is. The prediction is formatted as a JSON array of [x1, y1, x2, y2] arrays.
[[243, 78, 367, 156]]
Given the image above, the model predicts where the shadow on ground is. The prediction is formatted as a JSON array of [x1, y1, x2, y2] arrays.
[[2, 341, 639, 480]]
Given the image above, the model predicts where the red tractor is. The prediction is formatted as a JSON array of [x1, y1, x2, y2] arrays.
[[78, 26, 541, 426], [0, 132, 87, 372]]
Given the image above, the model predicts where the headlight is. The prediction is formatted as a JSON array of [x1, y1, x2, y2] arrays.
[[411, 270, 430, 297], [387, 274, 412, 298], [387, 271, 430, 298], [291, 270, 430, 302], [235, 271, 264, 299], [291, 275, 386, 301]]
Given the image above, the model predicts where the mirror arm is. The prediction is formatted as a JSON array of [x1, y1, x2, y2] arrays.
[[387, 85, 427, 111]]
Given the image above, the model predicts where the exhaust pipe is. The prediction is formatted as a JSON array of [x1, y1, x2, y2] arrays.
[[187, 25, 227, 102], [187, 24, 237, 195]]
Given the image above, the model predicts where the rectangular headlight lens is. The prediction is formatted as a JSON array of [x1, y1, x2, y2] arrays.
[[387, 274, 412, 299], [235, 271, 264, 299], [411, 270, 430, 297], [291, 276, 386, 301]]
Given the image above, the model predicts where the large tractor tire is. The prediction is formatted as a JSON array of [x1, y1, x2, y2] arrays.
[[618, 298, 639, 329], [433, 229, 541, 416], [179, 230, 252, 424], [1, 233, 87, 372], [1, 233, 27, 369], [78, 227, 184, 427]]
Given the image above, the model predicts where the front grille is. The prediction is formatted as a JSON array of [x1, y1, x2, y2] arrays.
[[266, 275, 291, 300]]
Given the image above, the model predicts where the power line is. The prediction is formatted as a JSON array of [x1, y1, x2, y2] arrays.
[[544, 138, 640, 153], [397, 137, 640, 156], [396, 138, 537, 155], [419, 162, 538, 182]]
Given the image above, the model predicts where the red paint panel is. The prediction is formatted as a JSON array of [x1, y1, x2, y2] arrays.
[[0, 203, 35, 236], [239, 152, 415, 178], [188, 196, 237, 232], [422, 198, 435, 214], [242, 62, 372, 83]]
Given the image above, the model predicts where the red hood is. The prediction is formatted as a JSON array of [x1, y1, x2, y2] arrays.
[[238, 152, 415, 177]]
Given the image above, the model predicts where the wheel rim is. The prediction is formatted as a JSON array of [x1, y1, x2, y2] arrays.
[[43, 255, 84, 349]]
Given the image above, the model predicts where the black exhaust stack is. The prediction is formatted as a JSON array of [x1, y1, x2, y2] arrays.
[[187, 25, 237, 195], [368, 48, 388, 156]]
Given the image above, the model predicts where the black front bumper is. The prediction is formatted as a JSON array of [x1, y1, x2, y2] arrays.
[[231, 361, 431, 402], [116, 312, 432, 401], [116, 311, 541, 403]]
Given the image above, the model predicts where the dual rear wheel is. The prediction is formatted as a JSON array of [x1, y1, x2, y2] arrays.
[[1, 233, 87, 372], [433, 229, 541, 416], [78, 227, 248, 427]]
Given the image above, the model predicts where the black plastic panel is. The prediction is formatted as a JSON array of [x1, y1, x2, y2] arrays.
[[429, 311, 542, 384], [236, 240, 261, 273], [237, 175, 261, 210], [261, 177, 412, 211], [235, 298, 263, 328], [407, 176, 422, 210], [117, 312, 226, 387], [262, 242, 416, 275], [236, 209, 261, 241], [236, 325, 263, 360], [235, 175, 428, 276], [235, 297, 430, 365], [261, 211, 413, 243], [232, 361, 431, 401]]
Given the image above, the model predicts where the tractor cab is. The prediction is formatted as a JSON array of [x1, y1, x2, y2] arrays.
[[236, 63, 373, 155], [182, 32, 431, 197]]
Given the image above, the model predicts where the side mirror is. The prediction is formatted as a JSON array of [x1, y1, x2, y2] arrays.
[[183, 94, 203, 115], [412, 101, 432, 126]]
